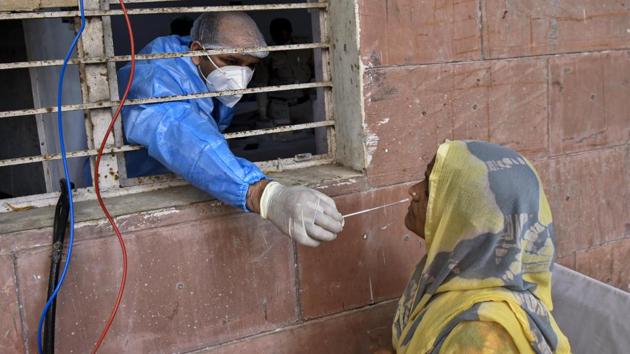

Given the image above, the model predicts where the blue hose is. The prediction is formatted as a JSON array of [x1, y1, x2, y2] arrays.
[[36, 2, 86, 353]]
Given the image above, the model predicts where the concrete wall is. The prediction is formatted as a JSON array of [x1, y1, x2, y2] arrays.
[[1, 0, 629, 353]]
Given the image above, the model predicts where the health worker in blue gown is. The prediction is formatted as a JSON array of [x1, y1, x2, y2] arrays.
[[118, 12, 343, 247]]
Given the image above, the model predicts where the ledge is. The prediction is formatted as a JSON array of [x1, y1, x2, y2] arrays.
[[0, 164, 364, 234]]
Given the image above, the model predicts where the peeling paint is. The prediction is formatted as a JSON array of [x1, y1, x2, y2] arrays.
[[143, 208, 180, 219], [365, 130, 380, 168], [377, 117, 390, 126], [317, 178, 358, 190], [330, 178, 357, 187]]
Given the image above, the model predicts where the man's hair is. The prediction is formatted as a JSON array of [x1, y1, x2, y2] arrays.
[[191, 12, 268, 58]]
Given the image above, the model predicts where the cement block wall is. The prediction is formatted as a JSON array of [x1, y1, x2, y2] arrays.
[[1, 0, 629, 352]]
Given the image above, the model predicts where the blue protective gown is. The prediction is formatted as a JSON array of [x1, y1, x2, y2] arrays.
[[117, 35, 266, 211]]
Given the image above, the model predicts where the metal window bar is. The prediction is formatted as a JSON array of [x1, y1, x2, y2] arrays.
[[1, 154, 335, 213], [0, 82, 332, 119], [0, 3, 328, 20], [0, 0, 334, 212], [0, 43, 330, 70], [0, 121, 335, 167]]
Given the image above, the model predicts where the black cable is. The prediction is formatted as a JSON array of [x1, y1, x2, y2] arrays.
[[43, 179, 73, 354]]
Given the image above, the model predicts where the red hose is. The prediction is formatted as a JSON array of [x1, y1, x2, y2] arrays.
[[91, 0, 134, 352]]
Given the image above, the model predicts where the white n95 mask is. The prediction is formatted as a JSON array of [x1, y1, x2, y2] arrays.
[[200, 55, 254, 108]]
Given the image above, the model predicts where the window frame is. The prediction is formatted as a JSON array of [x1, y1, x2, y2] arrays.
[[0, 0, 366, 214]]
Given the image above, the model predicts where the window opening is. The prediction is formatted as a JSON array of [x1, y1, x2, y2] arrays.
[[0, 0, 336, 212]]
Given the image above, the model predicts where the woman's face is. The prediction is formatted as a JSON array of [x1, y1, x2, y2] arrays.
[[404, 156, 435, 238]]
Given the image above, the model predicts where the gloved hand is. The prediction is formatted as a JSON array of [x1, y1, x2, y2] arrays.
[[260, 182, 344, 247]]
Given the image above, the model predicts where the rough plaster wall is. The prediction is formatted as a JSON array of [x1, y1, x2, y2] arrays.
[[329, 0, 367, 171], [0, 1, 629, 353]]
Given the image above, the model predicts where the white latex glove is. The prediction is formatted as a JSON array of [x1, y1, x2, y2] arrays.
[[260, 182, 344, 247]]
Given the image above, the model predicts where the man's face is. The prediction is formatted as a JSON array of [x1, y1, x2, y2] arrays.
[[190, 41, 260, 78]]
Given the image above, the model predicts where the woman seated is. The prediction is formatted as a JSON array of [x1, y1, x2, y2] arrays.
[[391, 140, 571, 354]]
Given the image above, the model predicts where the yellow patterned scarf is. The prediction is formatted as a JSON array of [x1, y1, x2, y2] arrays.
[[393, 141, 571, 354]]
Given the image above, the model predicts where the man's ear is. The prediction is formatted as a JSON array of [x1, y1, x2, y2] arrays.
[[190, 41, 203, 65]]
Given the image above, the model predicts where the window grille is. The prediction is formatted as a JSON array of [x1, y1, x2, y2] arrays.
[[0, 0, 335, 212]]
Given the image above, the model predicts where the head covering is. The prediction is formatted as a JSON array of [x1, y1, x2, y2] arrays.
[[393, 140, 571, 354], [191, 12, 269, 58]]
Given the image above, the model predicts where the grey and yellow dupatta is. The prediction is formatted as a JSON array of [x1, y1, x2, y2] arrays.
[[393, 141, 571, 354]]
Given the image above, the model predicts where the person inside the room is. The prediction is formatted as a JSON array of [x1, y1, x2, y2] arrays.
[[254, 17, 314, 127], [117, 12, 343, 247], [378, 140, 571, 353]]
